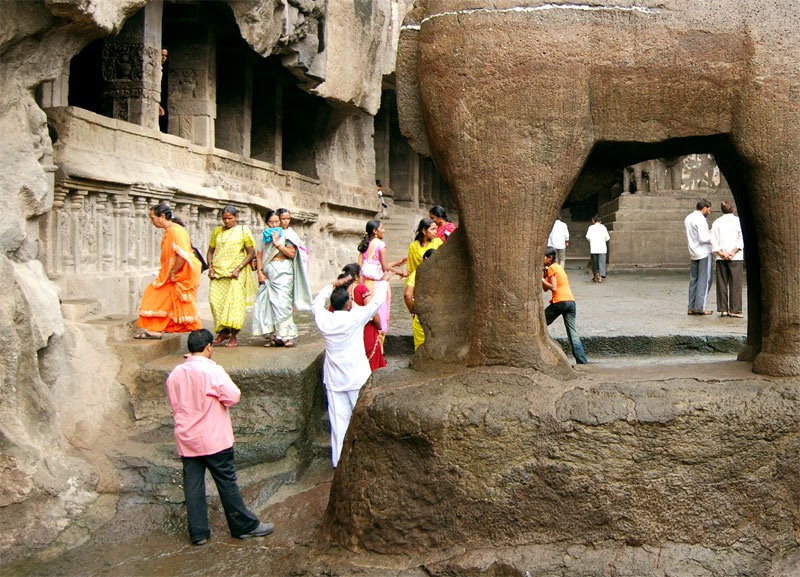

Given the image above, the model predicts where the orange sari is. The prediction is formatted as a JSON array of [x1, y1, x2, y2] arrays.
[[138, 224, 202, 333]]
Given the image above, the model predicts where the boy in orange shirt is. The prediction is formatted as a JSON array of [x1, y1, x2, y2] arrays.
[[542, 247, 588, 364]]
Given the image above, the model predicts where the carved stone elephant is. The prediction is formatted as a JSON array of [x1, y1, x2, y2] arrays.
[[396, 1, 800, 376]]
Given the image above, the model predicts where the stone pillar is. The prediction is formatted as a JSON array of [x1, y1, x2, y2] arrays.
[[274, 81, 283, 167], [410, 153, 420, 208], [169, 26, 216, 146], [96, 193, 114, 272], [46, 189, 68, 276], [215, 50, 253, 156], [39, 68, 70, 107], [374, 92, 392, 198], [101, 1, 163, 129], [132, 196, 148, 269], [68, 191, 88, 273], [113, 195, 133, 271]]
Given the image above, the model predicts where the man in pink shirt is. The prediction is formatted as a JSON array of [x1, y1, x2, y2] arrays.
[[166, 329, 273, 545]]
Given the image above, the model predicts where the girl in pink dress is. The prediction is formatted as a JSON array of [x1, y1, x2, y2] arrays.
[[356, 220, 407, 351]]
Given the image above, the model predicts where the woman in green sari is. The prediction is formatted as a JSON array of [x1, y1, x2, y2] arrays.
[[252, 209, 312, 347], [206, 205, 257, 347]]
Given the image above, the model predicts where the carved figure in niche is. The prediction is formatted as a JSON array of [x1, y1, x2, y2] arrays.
[[102, 43, 144, 81], [397, 1, 800, 376], [174, 69, 198, 98]]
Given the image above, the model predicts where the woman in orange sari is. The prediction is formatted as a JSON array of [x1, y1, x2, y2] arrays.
[[136, 203, 203, 339]]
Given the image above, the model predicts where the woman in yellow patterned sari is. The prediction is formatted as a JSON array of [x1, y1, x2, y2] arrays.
[[206, 205, 257, 348], [136, 203, 202, 339]]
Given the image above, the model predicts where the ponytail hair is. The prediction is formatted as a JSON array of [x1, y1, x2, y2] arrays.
[[429, 205, 450, 222], [357, 219, 381, 253], [414, 217, 435, 244], [151, 202, 186, 227], [342, 263, 361, 278]]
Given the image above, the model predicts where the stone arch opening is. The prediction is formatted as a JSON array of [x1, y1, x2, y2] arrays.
[[551, 135, 761, 363]]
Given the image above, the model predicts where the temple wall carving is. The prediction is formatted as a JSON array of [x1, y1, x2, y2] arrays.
[[43, 106, 377, 316]]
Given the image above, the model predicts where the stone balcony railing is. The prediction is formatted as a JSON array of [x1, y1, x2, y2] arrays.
[[41, 107, 378, 315]]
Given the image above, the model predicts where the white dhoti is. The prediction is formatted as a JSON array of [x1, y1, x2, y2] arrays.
[[326, 388, 361, 467]]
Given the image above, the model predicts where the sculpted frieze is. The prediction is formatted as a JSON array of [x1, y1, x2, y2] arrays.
[[102, 43, 144, 82]]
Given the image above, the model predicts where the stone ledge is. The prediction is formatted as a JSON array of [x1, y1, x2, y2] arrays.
[[323, 362, 800, 573]]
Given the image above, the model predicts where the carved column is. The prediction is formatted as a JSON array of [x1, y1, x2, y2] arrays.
[[216, 49, 252, 156], [169, 24, 216, 146], [96, 193, 115, 271], [101, 1, 163, 129], [39, 68, 70, 108], [113, 195, 132, 270], [68, 191, 88, 273], [48, 189, 68, 276], [132, 196, 149, 269]]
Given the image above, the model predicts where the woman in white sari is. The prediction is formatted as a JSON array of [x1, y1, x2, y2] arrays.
[[252, 209, 312, 347]]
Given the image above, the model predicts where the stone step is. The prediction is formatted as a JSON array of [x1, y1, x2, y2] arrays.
[[553, 334, 746, 357], [606, 220, 692, 232], [61, 298, 102, 321], [602, 191, 729, 212]]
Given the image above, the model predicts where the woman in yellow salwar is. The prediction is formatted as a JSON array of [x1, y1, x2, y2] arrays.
[[252, 209, 312, 348], [206, 205, 257, 348], [136, 203, 202, 339]]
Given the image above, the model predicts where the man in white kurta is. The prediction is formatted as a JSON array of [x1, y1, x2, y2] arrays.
[[312, 270, 394, 466], [547, 216, 570, 267], [684, 199, 714, 315], [585, 215, 611, 282]]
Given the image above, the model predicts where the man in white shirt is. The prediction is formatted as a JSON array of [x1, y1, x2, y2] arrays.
[[585, 215, 611, 283], [684, 199, 714, 315], [711, 200, 744, 318], [312, 269, 395, 467], [547, 216, 570, 267]]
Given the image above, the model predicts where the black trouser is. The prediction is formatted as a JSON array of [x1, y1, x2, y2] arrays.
[[182, 447, 259, 541], [715, 260, 743, 315], [545, 300, 588, 364]]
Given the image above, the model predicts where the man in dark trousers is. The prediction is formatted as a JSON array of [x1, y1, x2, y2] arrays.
[[165, 328, 274, 545]]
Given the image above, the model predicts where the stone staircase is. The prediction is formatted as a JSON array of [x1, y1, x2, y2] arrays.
[[598, 190, 730, 270], [86, 314, 327, 537], [379, 202, 430, 264], [92, 301, 417, 539]]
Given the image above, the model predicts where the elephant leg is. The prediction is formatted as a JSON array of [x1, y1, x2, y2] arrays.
[[450, 147, 591, 373], [738, 108, 800, 376]]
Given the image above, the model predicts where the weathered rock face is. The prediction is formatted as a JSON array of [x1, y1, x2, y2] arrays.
[[398, 1, 800, 377], [324, 364, 800, 574]]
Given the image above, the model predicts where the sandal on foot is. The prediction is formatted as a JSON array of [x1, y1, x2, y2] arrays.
[[212, 331, 231, 345], [283, 339, 296, 348], [264, 340, 284, 348], [134, 331, 162, 340], [729, 313, 743, 318], [225, 337, 239, 348], [720, 311, 729, 317]]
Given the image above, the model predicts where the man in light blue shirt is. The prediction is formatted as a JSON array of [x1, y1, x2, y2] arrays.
[[684, 199, 713, 315]]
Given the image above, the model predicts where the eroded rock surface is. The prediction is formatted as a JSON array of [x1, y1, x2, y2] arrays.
[[324, 363, 800, 574]]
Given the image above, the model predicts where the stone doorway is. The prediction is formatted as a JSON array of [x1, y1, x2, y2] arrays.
[[555, 137, 760, 365]]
